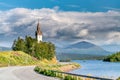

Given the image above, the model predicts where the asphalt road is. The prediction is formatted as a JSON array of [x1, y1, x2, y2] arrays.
[[0, 66, 60, 80]]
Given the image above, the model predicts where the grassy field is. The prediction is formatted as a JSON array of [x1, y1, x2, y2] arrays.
[[0, 51, 81, 80], [0, 51, 78, 69], [0, 51, 38, 67]]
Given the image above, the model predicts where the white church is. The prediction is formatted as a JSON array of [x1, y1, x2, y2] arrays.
[[35, 21, 42, 43]]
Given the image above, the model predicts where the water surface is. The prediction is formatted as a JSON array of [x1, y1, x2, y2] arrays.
[[70, 60, 120, 79]]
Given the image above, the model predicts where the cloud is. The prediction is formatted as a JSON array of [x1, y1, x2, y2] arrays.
[[77, 29, 88, 37], [105, 32, 120, 44], [53, 6, 60, 11], [104, 7, 120, 11], [0, 8, 120, 45]]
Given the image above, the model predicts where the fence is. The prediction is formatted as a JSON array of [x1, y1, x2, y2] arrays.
[[35, 66, 114, 80], [52, 70, 113, 80]]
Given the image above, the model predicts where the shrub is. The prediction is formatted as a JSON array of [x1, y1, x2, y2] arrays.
[[34, 66, 82, 80], [117, 77, 120, 80]]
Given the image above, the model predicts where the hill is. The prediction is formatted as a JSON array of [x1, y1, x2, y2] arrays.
[[56, 41, 111, 60], [66, 41, 95, 49], [0, 51, 37, 67], [104, 52, 120, 62], [0, 46, 11, 51]]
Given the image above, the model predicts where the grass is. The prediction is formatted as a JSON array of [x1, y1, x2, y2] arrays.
[[34, 62, 81, 80], [36, 61, 80, 71], [34, 66, 82, 80], [0, 51, 82, 80], [0, 51, 38, 66], [0, 51, 58, 67]]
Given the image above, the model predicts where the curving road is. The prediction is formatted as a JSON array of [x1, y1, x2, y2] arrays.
[[0, 66, 60, 80]]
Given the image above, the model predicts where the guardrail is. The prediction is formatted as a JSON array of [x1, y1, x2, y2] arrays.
[[52, 70, 113, 80], [35, 66, 114, 80]]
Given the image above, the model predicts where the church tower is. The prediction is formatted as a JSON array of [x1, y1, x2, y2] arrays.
[[36, 21, 42, 43]]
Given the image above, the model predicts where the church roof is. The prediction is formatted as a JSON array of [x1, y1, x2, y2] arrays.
[[36, 22, 42, 35]]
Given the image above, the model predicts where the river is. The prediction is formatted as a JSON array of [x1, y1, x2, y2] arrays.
[[70, 60, 120, 79]]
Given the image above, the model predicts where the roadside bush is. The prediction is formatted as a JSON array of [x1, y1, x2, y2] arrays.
[[117, 77, 120, 80], [64, 75, 76, 80], [34, 66, 82, 80]]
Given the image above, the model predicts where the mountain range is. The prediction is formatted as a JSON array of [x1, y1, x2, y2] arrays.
[[0, 46, 11, 51], [56, 41, 112, 60]]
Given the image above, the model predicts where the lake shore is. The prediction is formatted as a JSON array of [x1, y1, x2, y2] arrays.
[[58, 62, 81, 72], [34, 62, 81, 80]]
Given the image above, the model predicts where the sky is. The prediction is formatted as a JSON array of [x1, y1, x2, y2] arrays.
[[0, 0, 120, 52]]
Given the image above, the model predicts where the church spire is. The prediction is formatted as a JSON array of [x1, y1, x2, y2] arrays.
[[37, 20, 42, 35], [36, 20, 42, 42]]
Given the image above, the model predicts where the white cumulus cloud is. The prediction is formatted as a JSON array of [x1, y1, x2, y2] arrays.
[[0, 8, 120, 45]]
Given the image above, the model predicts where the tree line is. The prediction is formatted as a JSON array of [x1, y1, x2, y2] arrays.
[[12, 36, 56, 60], [104, 52, 120, 62]]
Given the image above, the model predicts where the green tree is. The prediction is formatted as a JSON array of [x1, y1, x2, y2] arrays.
[[12, 37, 26, 52], [25, 36, 36, 55], [104, 52, 120, 62], [12, 36, 56, 60]]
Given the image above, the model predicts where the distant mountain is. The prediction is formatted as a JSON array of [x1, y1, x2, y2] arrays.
[[56, 41, 112, 60], [66, 41, 95, 49], [102, 44, 120, 52], [0, 46, 11, 51]]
